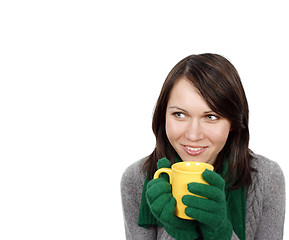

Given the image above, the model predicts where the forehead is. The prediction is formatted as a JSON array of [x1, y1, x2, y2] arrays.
[[167, 78, 210, 110]]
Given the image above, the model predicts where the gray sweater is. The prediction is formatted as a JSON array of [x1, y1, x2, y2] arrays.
[[121, 154, 285, 240]]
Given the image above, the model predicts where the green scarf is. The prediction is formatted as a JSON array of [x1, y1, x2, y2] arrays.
[[137, 158, 246, 240]]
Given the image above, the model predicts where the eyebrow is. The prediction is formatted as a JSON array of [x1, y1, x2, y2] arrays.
[[204, 110, 216, 114], [168, 106, 216, 114], [168, 106, 188, 113]]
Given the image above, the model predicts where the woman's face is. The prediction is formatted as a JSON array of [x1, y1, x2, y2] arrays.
[[165, 78, 231, 165]]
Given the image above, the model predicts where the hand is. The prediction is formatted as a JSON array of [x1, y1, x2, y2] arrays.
[[182, 169, 233, 240], [146, 158, 199, 240]]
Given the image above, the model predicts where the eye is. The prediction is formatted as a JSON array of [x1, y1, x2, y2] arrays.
[[206, 114, 220, 121], [174, 112, 186, 119]]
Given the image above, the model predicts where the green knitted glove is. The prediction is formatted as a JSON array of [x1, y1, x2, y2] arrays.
[[157, 158, 172, 182], [146, 158, 199, 240], [182, 169, 232, 240]]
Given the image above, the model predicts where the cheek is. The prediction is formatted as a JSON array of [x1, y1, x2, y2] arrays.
[[165, 119, 183, 143], [165, 119, 175, 142], [208, 124, 231, 147]]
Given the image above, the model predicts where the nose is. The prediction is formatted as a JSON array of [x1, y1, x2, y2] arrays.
[[184, 119, 204, 142]]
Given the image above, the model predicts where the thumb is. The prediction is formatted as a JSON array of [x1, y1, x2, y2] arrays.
[[157, 158, 172, 169]]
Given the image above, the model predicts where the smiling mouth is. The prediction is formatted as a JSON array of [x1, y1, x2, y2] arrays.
[[183, 145, 207, 156]]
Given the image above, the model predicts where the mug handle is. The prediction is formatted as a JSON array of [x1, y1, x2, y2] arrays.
[[153, 168, 173, 184]]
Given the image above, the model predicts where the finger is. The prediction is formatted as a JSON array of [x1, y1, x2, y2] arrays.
[[182, 195, 225, 214], [160, 197, 177, 222], [161, 198, 195, 229], [185, 206, 221, 227], [149, 193, 171, 218], [187, 182, 224, 202], [147, 178, 167, 189], [202, 169, 225, 190], [146, 180, 171, 202]]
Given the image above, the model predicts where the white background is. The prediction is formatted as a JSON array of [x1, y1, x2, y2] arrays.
[[0, 0, 288, 239]]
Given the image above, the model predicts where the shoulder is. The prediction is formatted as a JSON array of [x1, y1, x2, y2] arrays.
[[248, 153, 285, 201], [121, 157, 148, 192], [246, 154, 285, 239], [250, 153, 285, 184]]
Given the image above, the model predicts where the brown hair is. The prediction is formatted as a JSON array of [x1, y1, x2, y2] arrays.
[[143, 53, 253, 189]]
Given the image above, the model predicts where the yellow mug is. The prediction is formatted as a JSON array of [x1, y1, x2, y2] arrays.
[[153, 161, 214, 220]]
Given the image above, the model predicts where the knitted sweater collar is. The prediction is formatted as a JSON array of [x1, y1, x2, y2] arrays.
[[137, 157, 246, 240]]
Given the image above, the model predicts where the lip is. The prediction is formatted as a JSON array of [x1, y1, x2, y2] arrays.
[[183, 145, 208, 156]]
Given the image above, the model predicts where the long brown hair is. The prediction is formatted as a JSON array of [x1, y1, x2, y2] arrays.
[[143, 53, 253, 189]]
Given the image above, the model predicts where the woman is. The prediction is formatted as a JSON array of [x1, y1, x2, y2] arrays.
[[121, 53, 285, 240]]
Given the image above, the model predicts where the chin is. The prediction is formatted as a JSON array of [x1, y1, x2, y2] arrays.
[[179, 153, 215, 165], [180, 155, 207, 163]]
